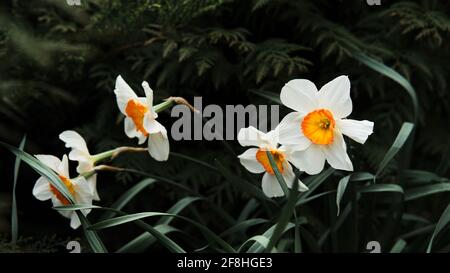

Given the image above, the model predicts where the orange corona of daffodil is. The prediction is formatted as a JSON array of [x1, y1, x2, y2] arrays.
[[237, 126, 308, 198]]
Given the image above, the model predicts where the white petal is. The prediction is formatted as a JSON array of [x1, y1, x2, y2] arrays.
[[142, 81, 157, 119], [237, 126, 275, 148], [278, 112, 311, 150], [77, 161, 94, 174], [323, 132, 353, 171], [35, 154, 62, 174], [317, 75, 352, 119], [73, 177, 94, 216], [337, 119, 374, 144], [265, 127, 280, 146], [124, 117, 140, 138], [70, 213, 81, 229], [52, 198, 71, 218], [137, 134, 147, 145], [143, 115, 161, 134], [32, 177, 52, 201], [280, 79, 318, 114], [289, 144, 326, 175], [261, 172, 284, 198], [147, 130, 169, 161], [238, 148, 265, 174], [59, 130, 90, 156], [281, 164, 309, 192], [87, 175, 100, 201], [114, 75, 138, 113], [58, 155, 70, 177]]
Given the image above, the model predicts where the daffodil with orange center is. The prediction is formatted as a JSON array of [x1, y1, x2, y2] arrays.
[[59, 130, 100, 200], [32, 154, 95, 229], [237, 126, 308, 198], [278, 75, 374, 175], [114, 75, 169, 161]]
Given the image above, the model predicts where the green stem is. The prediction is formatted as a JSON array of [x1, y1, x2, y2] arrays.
[[153, 100, 174, 113], [91, 146, 148, 164]]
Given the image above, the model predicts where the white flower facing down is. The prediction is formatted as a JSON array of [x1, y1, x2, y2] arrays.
[[32, 154, 95, 229], [114, 75, 169, 161], [278, 75, 374, 175], [237, 126, 309, 198], [59, 130, 100, 201]]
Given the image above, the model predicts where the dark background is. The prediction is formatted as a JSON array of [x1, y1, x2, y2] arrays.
[[0, 0, 449, 252]]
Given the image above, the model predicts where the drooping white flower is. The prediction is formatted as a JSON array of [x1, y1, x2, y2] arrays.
[[114, 75, 169, 161], [278, 75, 374, 175], [59, 130, 100, 200], [32, 154, 95, 229], [237, 126, 309, 198]]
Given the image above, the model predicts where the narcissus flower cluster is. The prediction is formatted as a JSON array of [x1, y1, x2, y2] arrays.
[[32, 75, 175, 228], [30, 74, 373, 228], [238, 75, 374, 197]]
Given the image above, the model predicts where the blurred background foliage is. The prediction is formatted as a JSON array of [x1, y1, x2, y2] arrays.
[[0, 0, 449, 252]]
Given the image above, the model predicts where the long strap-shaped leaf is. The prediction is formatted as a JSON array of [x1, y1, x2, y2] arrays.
[[352, 52, 419, 123], [11, 136, 26, 244], [427, 202, 450, 253], [265, 151, 299, 253], [55, 205, 236, 253], [375, 122, 414, 178]]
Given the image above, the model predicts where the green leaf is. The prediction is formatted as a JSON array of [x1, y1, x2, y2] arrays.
[[249, 89, 281, 104], [117, 224, 180, 253], [170, 152, 219, 172], [352, 52, 419, 122], [116, 197, 201, 253], [239, 236, 272, 253], [157, 196, 202, 225], [405, 184, 450, 201], [266, 151, 290, 197], [237, 199, 258, 222], [11, 135, 26, 244], [390, 239, 407, 253], [358, 184, 404, 195], [336, 175, 351, 217], [215, 160, 273, 203], [246, 223, 295, 253], [77, 208, 236, 253], [376, 122, 414, 177], [101, 178, 157, 219], [403, 170, 449, 185], [427, 203, 450, 253], [265, 151, 299, 253], [336, 173, 374, 215], [296, 190, 335, 206], [55, 205, 185, 253], [220, 219, 268, 237], [298, 167, 335, 202], [77, 212, 108, 253]]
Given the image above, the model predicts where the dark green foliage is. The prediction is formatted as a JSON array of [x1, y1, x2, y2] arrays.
[[0, 0, 449, 253]]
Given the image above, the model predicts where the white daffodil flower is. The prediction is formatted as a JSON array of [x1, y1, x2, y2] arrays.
[[278, 75, 374, 175], [237, 126, 309, 198], [32, 154, 95, 229], [114, 75, 169, 161], [59, 130, 100, 201]]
